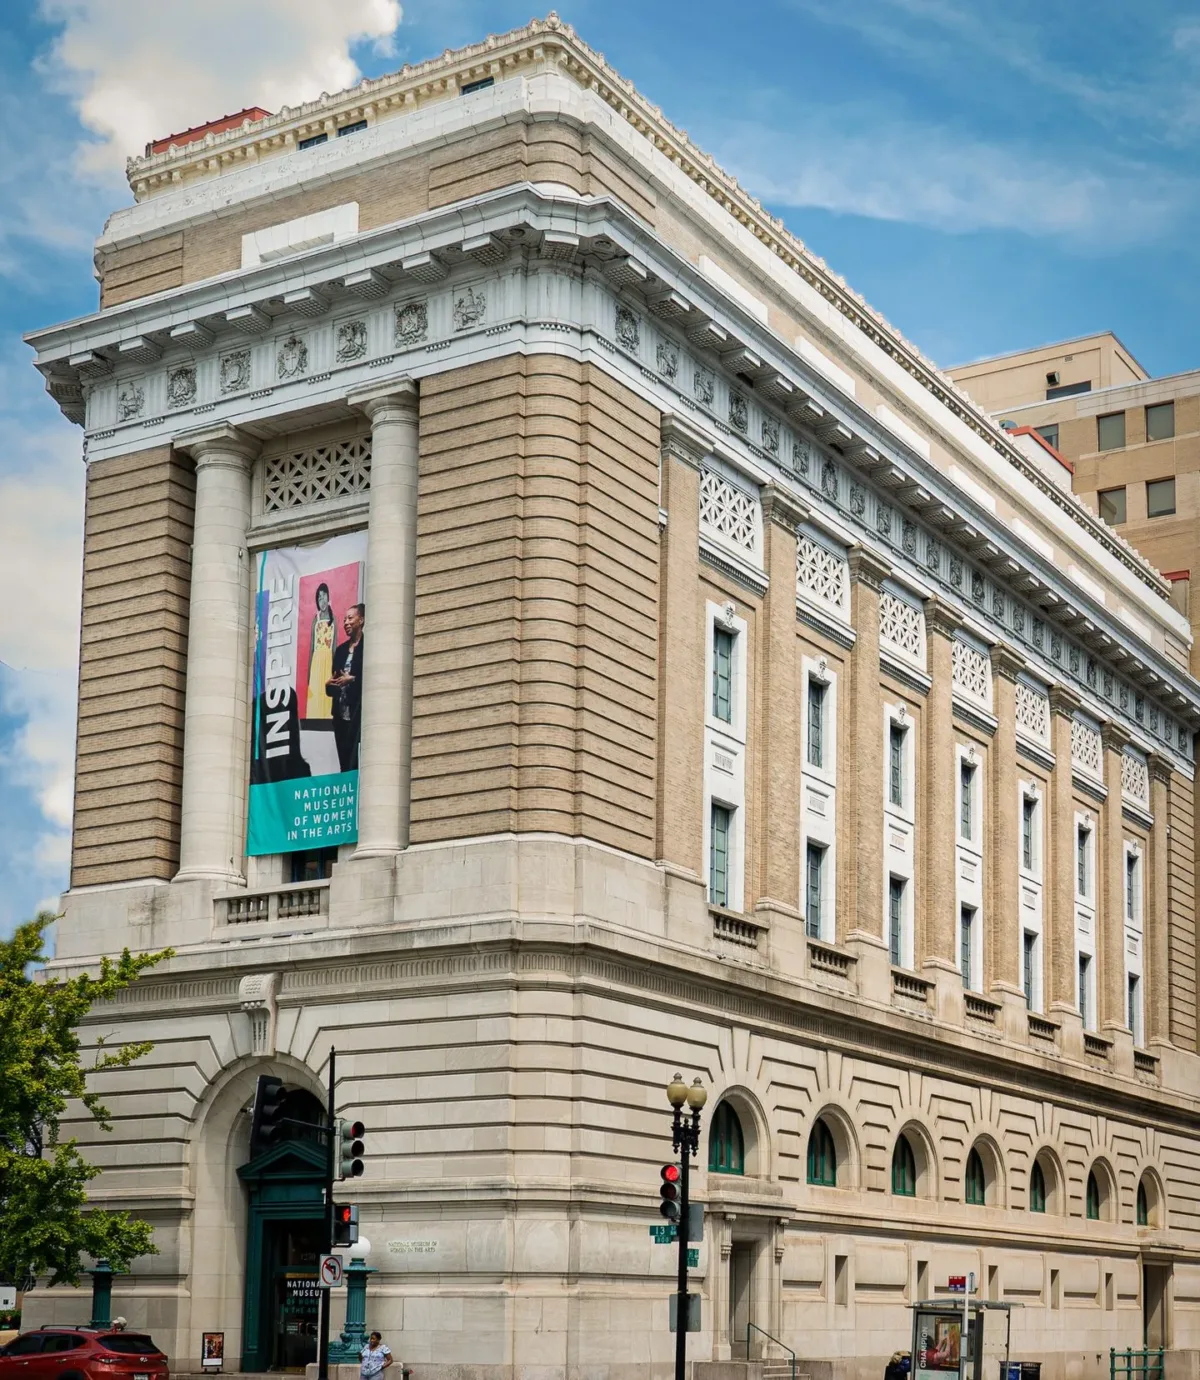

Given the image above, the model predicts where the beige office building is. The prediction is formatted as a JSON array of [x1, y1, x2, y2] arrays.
[[24, 17, 1200, 1380]]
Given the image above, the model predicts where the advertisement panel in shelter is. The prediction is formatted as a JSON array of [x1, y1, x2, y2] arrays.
[[912, 1313, 964, 1380], [247, 532, 367, 856]]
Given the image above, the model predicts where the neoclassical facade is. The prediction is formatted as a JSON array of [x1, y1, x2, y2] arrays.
[[25, 16, 1200, 1380]]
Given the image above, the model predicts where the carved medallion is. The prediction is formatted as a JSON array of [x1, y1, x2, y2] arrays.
[[761, 417, 780, 456], [794, 440, 812, 476], [395, 301, 428, 346], [116, 381, 144, 422], [876, 503, 892, 537], [821, 459, 837, 500], [656, 341, 679, 380], [693, 368, 715, 406], [902, 519, 916, 555], [220, 349, 252, 395], [729, 390, 748, 433], [277, 334, 309, 380], [849, 483, 866, 517], [336, 320, 368, 363], [614, 305, 639, 352], [949, 555, 963, 588], [454, 287, 487, 331], [167, 366, 197, 409]]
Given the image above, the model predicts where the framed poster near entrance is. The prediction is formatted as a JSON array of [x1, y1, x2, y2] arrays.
[[201, 1333, 224, 1370]]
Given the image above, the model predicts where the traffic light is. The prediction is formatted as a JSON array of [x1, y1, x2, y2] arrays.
[[338, 1119, 366, 1180], [250, 1075, 286, 1155], [333, 1204, 359, 1247], [659, 1163, 681, 1221]]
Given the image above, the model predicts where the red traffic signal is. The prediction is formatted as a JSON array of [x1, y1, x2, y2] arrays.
[[333, 1203, 359, 1246], [659, 1164, 681, 1221]]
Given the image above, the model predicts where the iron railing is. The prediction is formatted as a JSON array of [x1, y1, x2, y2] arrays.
[[1110, 1348, 1164, 1380], [747, 1321, 796, 1380]]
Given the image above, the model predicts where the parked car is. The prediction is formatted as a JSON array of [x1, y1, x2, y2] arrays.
[[0, 1329, 168, 1380]]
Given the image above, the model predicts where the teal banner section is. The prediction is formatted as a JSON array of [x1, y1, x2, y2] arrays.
[[247, 771, 359, 856]]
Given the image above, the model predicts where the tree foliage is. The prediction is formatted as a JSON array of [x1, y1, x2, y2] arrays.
[[0, 912, 171, 1289]]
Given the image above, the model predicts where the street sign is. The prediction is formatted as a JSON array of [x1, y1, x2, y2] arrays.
[[318, 1253, 345, 1288], [947, 1275, 966, 1292], [650, 1224, 678, 1243], [687, 1248, 699, 1268]]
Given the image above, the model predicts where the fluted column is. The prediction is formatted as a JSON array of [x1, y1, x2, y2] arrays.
[[1100, 721, 1131, 1032], [174, 424, 258, 884], [842, 547, 891, 950], [348, 381, 420, 856], [922, 598, 963, 982], [1146, 754, 1172, 1047], [988, 646, 1024, 998], [1047, 685, 1082, 1018]]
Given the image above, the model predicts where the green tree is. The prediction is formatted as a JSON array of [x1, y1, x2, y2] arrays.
[[0, 912, 171, 1289]]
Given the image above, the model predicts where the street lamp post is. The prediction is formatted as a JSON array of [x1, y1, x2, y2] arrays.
[[666, 1073, 707, 1380]]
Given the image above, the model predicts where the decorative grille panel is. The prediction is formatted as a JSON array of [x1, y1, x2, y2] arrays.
[[262, 436, 372, 512], [951, 640, 990, 708], [1015, 682, 1050, 744], [796, 535, 848, 611], [1071, 720, 1102, 778], [700, 470, 758, 556], [879, 591, 925, 666], [1122, 752, 1150, 806]]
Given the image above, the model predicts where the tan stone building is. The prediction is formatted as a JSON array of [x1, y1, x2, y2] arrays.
[[949, 334, 1200, 677], [24, 18, 1200, 1380]]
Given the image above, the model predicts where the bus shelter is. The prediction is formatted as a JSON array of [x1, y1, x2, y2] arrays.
[[910, 1300, 1023, 1380]]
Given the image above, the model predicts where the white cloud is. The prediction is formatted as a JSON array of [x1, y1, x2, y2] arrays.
[[38, 0, 403, 172], [713, 109, 1190, 248]]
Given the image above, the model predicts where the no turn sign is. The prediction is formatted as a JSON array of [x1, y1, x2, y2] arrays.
[[318, 1253, 345, 1288]]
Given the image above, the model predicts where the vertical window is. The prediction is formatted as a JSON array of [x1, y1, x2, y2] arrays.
[[1023, 931, 1037, 1008], [1126, 853, 1139, 921], [1022, 795, 1036, 871], [1145, 402, 1175, 442], [708, 1102, 745, 1175], [1098, 487, 1127, 525], [1147, 478, 1176, 517], [1097, 412, 1127, 452], [1030, 1160, 1047, 1214], [805, 843, 824, 939], [888, 723, 905, 807], [960, 761, 974, 840], [806, 1119, 837, 1186], [889, 877, 904, 967], [1077, 826, 1090, 896], [892, 1135, 917, 1197], [807, 678, 826, 769], [1036, 423, 1059, 451], [710, 803, 731, 907], [1086, 1171, 1101, 1221], [960, 905, 974, 990], [1079, 954, 1091, 1028], [1128, 974, 1141, 1044], [1136, 1180, 1149, 1226], [964, 1148, 986, 1206], [289, 846, 338, 883], [712, 627, 734, 722]]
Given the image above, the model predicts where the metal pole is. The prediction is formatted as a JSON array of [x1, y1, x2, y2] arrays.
[[675, 1119, 689, 1380], [318, 1046, 336, 1380]]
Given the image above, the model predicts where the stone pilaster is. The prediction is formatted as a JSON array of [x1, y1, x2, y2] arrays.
[[754, 485, 809, 970], [173, 423, 258, 886], [1146, 754, 1173, 1049], [922, 598, 964, 1016], [988, 645, 1026, 1035], [841, 546, 891, 997], [1047, 685, 1082, 1028], [1100, 721, 1131, 1039], [347, 381, 420, 858]]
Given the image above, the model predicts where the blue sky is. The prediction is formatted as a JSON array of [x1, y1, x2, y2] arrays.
[[3, 0, 1199, 937]]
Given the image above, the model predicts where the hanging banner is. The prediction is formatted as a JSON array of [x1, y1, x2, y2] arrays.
[[247, 532, 367, 856]]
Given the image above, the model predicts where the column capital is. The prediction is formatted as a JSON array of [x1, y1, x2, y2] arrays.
[[1049, 683, 1081, 719], [1148, 752, 1173, 786], [1101, 720, 1132, 754], [348, 377, 418, 424], [848, 544, 891, 591], [924, 595, 963, 640], [760, 482, 809, 534], [991, 643, 1026, 684], [659, 412, 711, 471], [174, 422, 259, 467]]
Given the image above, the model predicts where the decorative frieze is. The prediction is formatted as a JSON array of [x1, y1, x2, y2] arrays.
[[262, 435, 372, 512], [796, 535, 848, 612], [951, 639, 990, 708], [1071, 719, 1103, 780], [394, 300, 428, 346], [699, 470, 758, 557], [167, 365, 197, 409], [454, 286, 487, 331], [1014, 681, 1050, 745], [1122, 751, 1150, 807], [220, 349, 252, 395], [335, 320, 368, 363], [880, 591, 925, 667], [276, 333, 309, 381]]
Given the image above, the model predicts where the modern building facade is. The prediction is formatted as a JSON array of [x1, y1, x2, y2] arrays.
[[24, 18, 1200, 1380], [950, 335, 1200, 679]]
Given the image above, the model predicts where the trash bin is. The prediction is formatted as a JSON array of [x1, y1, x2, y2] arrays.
[[1020, 1364, 1042, 1380]]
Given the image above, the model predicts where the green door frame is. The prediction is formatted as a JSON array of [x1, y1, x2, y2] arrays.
[[237, 1139, 328, 1372]]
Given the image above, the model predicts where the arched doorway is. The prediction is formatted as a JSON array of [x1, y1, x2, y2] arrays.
[[236, 1088, 328, 1371]]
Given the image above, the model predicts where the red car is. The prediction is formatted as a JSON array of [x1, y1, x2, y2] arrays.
[[0, 1329, 168, 1380]]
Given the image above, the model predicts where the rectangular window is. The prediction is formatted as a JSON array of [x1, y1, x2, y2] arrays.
[[1036, 423, 1059, 451], [1098, 486, 1127, 525], [1022, 796, 1036, 871], [298, 132, 328, 149], [460, 75, 495, 94], [1128, 974, 1141, 1043], [1023, 931, 1037, 1008], [1126, 853, 1138, 921], [1146, 401, 1175, 442], [1077, 825, 1090, 896], [1147, 477, 1176, 518], [1097, 411, 1127, 451], [712, 627, 734, 723], [336, 120, 368, 137], [807, 679, 826, 769], [960, 761, 974, 840], [889, 877, 904, 966], [1046, 380, 1091, 400], [1079, 954, 1091, 1028], [888, 723, 905, 807], [710, 803, 731, 907], [960, 905, 974, 990], [805, 842, 824, 939], [289, 847, 338, 883]]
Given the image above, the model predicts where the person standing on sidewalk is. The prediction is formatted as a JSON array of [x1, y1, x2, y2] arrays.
[[360, 1331, 393, 1380]]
